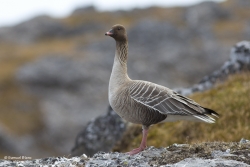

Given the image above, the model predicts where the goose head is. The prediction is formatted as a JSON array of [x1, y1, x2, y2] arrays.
[[105, 24, 127, 42]]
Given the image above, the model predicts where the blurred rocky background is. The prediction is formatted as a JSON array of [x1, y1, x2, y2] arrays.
[[0, 0, 250, 159]]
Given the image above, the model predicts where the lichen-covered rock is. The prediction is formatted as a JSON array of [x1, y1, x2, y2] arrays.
[[1, 141, 249, 167], [175, 41, 250, 95], [126, 19, 207, 87], [16, 55, 112, 155], [0, 16, 66, 43], [164, 158, 249, 167], [0, 155, 88, 167], [185, 1, 230, 28], [17, 56, 86, 88], [71, 106, 126, 157], [0, 13, 106, 44]]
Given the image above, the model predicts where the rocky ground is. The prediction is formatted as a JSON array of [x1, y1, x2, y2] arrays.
[[0, 0, 250, 159], [1, 139, 249, 167]]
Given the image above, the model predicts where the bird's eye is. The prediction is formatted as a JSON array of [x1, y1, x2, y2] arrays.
[[118, 27, 121, 30]]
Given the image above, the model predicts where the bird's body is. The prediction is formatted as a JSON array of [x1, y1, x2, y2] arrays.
[[105, 24, 219, 155], [110, 80, 168, 126]]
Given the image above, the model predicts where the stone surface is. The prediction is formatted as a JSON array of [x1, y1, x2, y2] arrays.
[[0, 155, 88, 167], [17, 56, 87, 88], [72, 5, 96, 15], [16, 55, 110, 155], [0, 13, 105, 44], [185, 1, 229, 28], [165, 158, 249, 167], [71, 106, 126, 157], [1, 141, 249, 167], [123, 19, 226, 88], [0, 15, 66, 43], [175, 41, 250, 95]]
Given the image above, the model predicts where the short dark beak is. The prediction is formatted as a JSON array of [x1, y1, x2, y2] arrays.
[[105, 29, 114, 36]]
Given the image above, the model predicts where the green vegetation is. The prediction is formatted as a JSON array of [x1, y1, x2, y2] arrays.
[[114, 72, 250, 152]]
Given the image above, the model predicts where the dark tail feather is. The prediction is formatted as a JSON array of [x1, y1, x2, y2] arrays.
[[203, 107, 220, 118]]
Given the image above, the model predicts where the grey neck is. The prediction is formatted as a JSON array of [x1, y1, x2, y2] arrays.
[[109, 40, 130, 91], [115, 40, 128, 65]]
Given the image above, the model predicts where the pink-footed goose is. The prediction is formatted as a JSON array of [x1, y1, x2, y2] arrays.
[[105, 24, 219, 155]]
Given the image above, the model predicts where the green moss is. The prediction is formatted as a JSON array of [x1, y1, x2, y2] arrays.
[[114, 72, 250, 153]]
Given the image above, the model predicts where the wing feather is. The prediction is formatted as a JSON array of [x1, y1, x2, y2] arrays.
[[129, 81, 218, 123]]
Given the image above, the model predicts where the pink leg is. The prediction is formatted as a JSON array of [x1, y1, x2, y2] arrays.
[[128, 126, 149, 155]]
